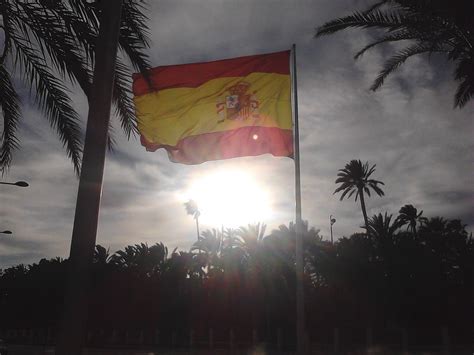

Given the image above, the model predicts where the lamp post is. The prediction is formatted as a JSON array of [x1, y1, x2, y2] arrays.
[[330, 215, 336, 244], [0, 181, 29, 187], [0, 181, 28, 237]]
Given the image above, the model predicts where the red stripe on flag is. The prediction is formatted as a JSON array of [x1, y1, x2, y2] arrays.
[[133, 50, 290, 96], [140, 126, 293, 164]]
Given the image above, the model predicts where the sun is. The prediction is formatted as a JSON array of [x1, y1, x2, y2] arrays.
[[183, 169, 272, 228]]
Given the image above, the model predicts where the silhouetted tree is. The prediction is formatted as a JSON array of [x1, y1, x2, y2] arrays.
[[191, 228, 222, 277], [234, 223, 267, 270], [366, 212, 403, 241], [334, 160, 385, 230], [192, 228, 222, 256], [93, 244, 111, 265], [397, 204, 426, 236], [185, 199, 201, 240], [315, 0, 474, 108], [1, 216, 472, 345], [110, 242, 168, 277], [267, 221, 322, 286], [165, 250, 203, 280]]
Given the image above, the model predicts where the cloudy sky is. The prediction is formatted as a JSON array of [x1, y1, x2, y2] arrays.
[[1, 0, 473, 268]]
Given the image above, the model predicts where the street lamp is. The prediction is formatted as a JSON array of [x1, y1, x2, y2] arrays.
[[330, 215, 336, 244], [0, 180, 29, 187], [0, 182, 27, 237]]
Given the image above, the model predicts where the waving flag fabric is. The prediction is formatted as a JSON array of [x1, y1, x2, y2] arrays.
[[133, 50, 292, 164]]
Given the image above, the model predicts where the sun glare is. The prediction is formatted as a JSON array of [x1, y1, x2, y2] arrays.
[[183, 169, 272, 228]]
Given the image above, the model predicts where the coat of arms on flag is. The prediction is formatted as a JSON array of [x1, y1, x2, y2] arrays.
[[216, 81, 259, 122]]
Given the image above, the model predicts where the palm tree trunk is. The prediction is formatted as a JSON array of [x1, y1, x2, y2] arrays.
[[55, 1, 123, 354], [195, 217, 200, 240], [195, 216, 202, 255], [359, 189, 369, 231]]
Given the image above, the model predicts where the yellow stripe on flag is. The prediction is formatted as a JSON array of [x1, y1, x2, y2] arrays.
[[134, 72, 291, 146]]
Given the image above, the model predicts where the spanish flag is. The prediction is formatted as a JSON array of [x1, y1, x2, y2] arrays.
[[133, 50, 292, 164]]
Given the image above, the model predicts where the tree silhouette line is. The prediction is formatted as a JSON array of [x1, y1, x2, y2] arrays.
[[1, 211, 472, 347]]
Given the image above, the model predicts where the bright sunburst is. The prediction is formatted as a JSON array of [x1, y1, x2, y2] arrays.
[[182, 169, 272, 228]]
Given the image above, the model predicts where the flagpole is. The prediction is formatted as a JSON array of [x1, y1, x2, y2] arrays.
[[291, 43, 305, 354], [55, 1, 123, 354]]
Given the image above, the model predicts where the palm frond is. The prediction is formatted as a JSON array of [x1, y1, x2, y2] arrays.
[[353, 28, 440, 60], [368, 179, 385, 185], [371, 42, 445, 90], [370, 183, 385, 196], [315, 10, 405, 37], [354, 189, 360, 202], [0, 64, 21, 174], [347, 189, 357, 200], [453, 56, 474, 108], [339, 186, 354, 201], [364, 186, 371, 197], [118, 0, 151, 81], [11, 34, 83, 174], [335, 175, 350, 182], [0, 10, 12, 65], [59, 1, 99, 64], [315, 0, 474, 108], [367, 164, 376, 177], [68, 0, 99, 28], [355, 30, 411, 59], [11, 1, 93, 97], [334, 181, 353, 191], [454, 76, 474, 108], [113, 58, 138, 138]]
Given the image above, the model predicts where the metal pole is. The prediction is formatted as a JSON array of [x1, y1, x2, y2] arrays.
[[330, 217, 333, 244], [330, 215, 336, 244], [55, 1, 123, 354], [195, 213, 200, 240], [292, 43, 305, 355]]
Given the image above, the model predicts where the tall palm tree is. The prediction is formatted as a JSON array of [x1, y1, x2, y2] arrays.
[[397, 204, 426, 236], [0, 0, 150, 174], [334, 160, 385, 231], [184, 199, 201, 240], [315, 0, 474, 108]]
